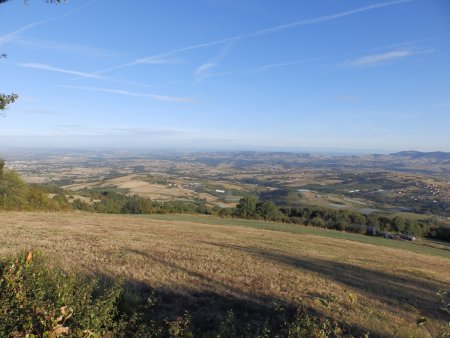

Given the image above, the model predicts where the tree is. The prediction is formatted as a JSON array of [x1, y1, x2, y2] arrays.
[[331, 212, 351, 230], [0, 169, 29, 209], [348, 211, 366, 225], [0, 54, 18, 114], [0, 93, 19, 113], [256, 200, 281, 220], [404, 219, 420, 236], [309, 216, 326, 228], [235, 195, 258, 218], [121, 196, 153, 214], [391, 216, 406, 233], [0, 0, 66, 113], [366, 214, 380, 234], [378, 216, 392, 231]]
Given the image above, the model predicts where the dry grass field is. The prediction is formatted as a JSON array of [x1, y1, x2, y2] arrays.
[[1, 211, 449, 337], [62, 174, 238, 207]]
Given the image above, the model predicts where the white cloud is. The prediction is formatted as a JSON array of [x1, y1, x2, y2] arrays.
[[348, 50, 413, 67], [245, 0, 411, 37], [244, 58, 316, 73], [20, 62, 155, 88], [15, 37, 121, 58], [134, 56, 177, 65], [193, 42, 233, 83], [99, 0, 411, 73], [346, 48, 434, 67], [193, 63, 216, 83], [20, 63, 108, 80], [0, 0, 98, 46], [0, 20, 47, 46], [63, 85, 193, 103], [99, 56, 177, 73], [191, 58, 317, 80]]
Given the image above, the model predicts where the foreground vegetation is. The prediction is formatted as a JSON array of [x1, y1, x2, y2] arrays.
[[1, 161, 449, 336], [1, 252, 350, 337], [1, 212, 449, 337]]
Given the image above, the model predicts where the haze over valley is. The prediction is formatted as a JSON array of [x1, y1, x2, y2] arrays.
[[1, 1, 449, 337]]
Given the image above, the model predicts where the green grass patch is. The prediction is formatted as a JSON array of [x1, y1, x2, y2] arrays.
[[141, 214, 450, 259]]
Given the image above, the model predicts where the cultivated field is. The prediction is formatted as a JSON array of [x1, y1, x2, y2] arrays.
[[8, 150, 450, 218], [1, 211, 449, 337], [61, 173, 238, 208]]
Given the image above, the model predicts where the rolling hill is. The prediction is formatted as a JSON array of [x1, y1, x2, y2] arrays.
[[1, 211, 449, 337]]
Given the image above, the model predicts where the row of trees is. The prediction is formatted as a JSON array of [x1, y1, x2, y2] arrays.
[[280, 206, 437, 236], [234, 196, 450, 241], [71, 190, 212, 216], [235, 195, 282, 220], [1, 161, 449, 242]]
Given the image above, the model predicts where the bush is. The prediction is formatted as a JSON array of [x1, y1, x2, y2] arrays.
[[309, 216, 326, 228], [0, 170, 29, 209], [433, 224, 450, 242], [0, 252, 351, 337], [0, 251, 124, 337], [121, 196, 154, 214], [347, 224, 367, 234], [285, 308, 344, 337], [0, 168, 71, 212]]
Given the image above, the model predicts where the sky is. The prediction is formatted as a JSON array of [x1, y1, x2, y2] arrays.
[[0, 0, 449, 153]]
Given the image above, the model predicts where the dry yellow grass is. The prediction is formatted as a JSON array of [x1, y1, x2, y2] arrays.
[[0, 211, 448, 337], [22, 176, 50, 184], [47, 193, 101, 205], [62, 174, 236, 207], [62, 181, 99, 190]]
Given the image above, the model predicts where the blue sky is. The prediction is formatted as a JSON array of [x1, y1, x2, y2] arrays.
[[0, 0, 449, 152]]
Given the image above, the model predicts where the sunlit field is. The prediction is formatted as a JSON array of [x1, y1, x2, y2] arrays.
[[1, 211, 449, 337]]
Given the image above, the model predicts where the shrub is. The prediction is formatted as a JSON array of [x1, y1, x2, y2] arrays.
[[0, 169, 29, 209], [0, 252, 350, 337], [285, 308, 344, 338], [0, 251, 124, 337], [347, 224, 367, 234], [310, 216, 326, 228], [121, 196, 154, 214]]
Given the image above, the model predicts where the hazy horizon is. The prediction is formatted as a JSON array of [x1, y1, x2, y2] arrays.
[[1, 144, 449, 157], [1, 0, 449, 151]]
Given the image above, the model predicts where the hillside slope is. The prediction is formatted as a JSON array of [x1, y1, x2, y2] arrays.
[[1, 211, 449, 337]]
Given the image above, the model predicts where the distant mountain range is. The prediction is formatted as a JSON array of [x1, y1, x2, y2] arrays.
[[390, 151, 450, 161]]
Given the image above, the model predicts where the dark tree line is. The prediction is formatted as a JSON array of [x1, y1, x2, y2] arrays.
[[233, 195, 450, 242]]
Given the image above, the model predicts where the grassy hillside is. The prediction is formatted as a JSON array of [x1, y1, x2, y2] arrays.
[[142, 214, 450, 259], [1, 211, 449, 337]]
